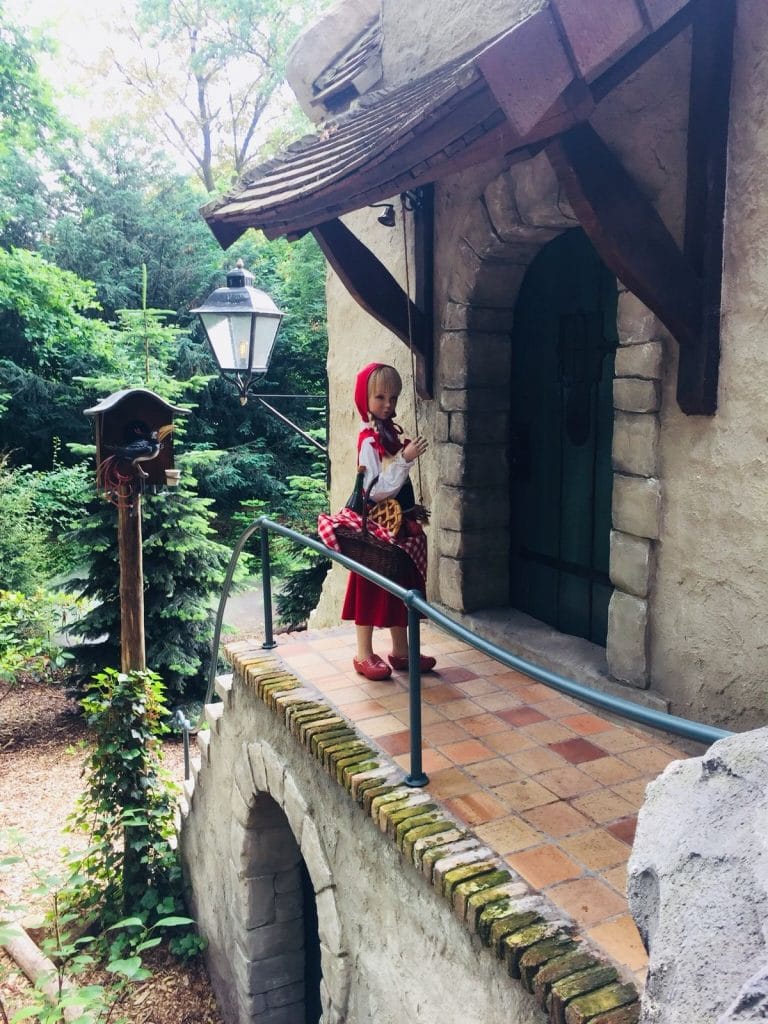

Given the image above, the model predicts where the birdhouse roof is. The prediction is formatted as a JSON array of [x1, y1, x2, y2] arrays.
[[84, 389, 190, 418]]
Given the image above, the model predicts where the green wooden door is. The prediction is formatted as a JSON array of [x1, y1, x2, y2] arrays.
[[509, 229, 618, 646]]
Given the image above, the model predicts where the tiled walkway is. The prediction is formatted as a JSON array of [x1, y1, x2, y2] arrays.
[[272, 622, 686, 985]]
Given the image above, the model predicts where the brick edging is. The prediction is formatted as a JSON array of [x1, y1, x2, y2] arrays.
[[225, 645, 641, 1024]]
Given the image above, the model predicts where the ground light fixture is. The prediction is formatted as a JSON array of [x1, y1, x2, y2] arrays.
[[192, 260, 283, 404]]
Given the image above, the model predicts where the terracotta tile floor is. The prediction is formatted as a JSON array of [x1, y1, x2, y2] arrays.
[[270, 623, 687, 985]]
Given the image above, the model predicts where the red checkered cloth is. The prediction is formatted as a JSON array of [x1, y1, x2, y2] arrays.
[[317, 508, 427, 580]]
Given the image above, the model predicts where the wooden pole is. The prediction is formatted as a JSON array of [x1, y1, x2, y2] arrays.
[[117, 490, 146, 673]]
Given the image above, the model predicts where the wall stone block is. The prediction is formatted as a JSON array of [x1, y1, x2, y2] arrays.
[[237, 920, 305, 961], [300, 819, 334, 893], [449, 410, 509, 444], [617, 291, 658, 345], [449, 240, 528, 307], [281, 772, 308, 844], [441, 385, 510, 413], [247, 741, 268, 792], [438, 555, 509, 611], [440, 443, 509, 488], [438, 485, 510, 531], [606, 591, 649, 687], [439, 527, 510, 562], [441, 332, 512, 389], [611, 411, 660, 477], [609, 530, 653, 598], [612, 474, 661, 539], [316, 888, 344, 955], [613, 378, 661, 413], [614, 340, 663, 379], [441, 303, 516, 333]]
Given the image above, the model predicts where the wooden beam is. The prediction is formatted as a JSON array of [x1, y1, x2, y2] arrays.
[[412, 185, 435, 398], [312, 216, 434, 398], [546, 122, 703, 396], [678, 0, 735, 414]]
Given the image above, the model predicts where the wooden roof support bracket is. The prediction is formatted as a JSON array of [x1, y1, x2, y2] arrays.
[[544, 0, 735, 415], [312, 186, 434, 398]]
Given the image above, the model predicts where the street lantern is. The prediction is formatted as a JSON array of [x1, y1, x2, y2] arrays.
[[192, 260, 283, 404]]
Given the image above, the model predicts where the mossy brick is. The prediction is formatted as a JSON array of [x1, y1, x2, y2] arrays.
[[302, 717, 345, 744], [257, 674, 296, 698], [405, 823, 461, 862], [519, 937, 578, 992], [385, 800, 437, 838], [502, 922, 562, 977], [312, 727, 356, 757], [336, 751, 376, 784], [284, 700, 323, 723], [395, 811, 443, 848], [290, 708, 334, 737], [363, 783, 404, 813], [370, 792, 419, 829], [369, 787, 414, 821], [341, 759, 379, 789], [326, 741, 370, 773], [265, 683, 302, 708], [280, 700, 318, 723], [315, 731, 357, 761], [411, 827, 466, 868], [262, 679, 300, 703], [549, 967, 621, 1024], [421, 838, 481, 882], [350, 767, 396, 801], [481, 905, 540, 949], [452, 870, 512, 920], [563, 984, 638, 1024], [466, 882, 530, 932], [588, 1001, 640, 1024], [533, 951, 601, 1010], [441, 858, 498, 899]]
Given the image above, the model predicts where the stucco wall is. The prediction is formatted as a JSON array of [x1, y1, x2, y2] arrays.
[[645, 0, 768, 729], [380, 0, 544, 86]]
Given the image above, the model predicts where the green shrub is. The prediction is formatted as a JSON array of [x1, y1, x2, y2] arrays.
[[0, 588, 78, 687]]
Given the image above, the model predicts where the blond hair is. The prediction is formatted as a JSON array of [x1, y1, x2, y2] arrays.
[[368, 364, 402, 399]]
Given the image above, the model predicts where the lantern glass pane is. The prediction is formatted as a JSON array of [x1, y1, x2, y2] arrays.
[[250, 314, 281, 373], [200, 312, 252, 371]]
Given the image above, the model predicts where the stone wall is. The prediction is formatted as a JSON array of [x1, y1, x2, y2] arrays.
[[179, 648, 641, 1024], [628, 726, 768, 1024]]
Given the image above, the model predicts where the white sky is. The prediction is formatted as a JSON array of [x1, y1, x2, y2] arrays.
[[7, 0, 138, 129]]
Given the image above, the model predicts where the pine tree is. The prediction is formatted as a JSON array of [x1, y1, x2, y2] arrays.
[[68, 472, 236, 700]]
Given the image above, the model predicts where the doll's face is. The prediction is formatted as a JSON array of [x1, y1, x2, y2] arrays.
[[368, 381, 400, 420]]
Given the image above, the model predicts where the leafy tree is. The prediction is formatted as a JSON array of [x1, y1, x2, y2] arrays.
[[42, 126, 224, 315], [0, 12, 62, 156], [107, 0, 332, 190]]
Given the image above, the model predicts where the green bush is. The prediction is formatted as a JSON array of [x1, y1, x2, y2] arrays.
[[0, 454, 47, 592], [0, 588, 78, 686]]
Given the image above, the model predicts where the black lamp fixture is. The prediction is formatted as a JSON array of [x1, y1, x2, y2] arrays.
[[192, 260, 284, 404], [370, 202, 396, 227]]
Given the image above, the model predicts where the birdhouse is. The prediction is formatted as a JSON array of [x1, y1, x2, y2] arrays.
[[84, 388, 189, 491]]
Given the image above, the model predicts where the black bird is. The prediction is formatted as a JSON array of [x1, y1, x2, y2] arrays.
[[105, 421, 174, 478]]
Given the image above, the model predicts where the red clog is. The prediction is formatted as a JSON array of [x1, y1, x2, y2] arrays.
[[387, 653, 437, 673], [352, 654, 392, 681]]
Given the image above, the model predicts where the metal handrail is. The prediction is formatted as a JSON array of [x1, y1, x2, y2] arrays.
[[201, 515, 732, 787]]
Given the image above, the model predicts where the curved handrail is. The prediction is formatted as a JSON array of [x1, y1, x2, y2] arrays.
[[199, 516, 731, 785]]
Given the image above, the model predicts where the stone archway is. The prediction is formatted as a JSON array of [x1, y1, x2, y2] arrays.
[[226, 740, 351, 1024], [435, 151, 663, 688]]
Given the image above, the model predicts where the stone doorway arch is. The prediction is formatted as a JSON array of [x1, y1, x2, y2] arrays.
[[223, 740, 351, 1024], [435, 151, 662, 688]]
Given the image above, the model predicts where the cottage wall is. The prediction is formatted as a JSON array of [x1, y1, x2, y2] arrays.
[[311, 0, 768, 729]]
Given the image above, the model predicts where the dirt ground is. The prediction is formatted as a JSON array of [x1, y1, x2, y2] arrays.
[[0, 681, 224, 1024]]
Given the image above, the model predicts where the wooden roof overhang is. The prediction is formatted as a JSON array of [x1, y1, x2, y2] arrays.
[[203, 0, 734, 412]]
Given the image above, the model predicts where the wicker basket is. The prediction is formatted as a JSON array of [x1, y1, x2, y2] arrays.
[[335, 501, 413, 583]]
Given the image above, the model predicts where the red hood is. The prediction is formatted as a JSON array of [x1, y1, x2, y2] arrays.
[[354, 362, 382, 421]]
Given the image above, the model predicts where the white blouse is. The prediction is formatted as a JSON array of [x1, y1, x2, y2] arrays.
[[358, 433, 411, 502]]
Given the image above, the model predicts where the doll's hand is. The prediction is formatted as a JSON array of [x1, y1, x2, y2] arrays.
[[403, 437, 428, 462]]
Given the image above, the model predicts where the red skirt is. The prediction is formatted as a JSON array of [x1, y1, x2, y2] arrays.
[[341, 559, 425, 628]]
